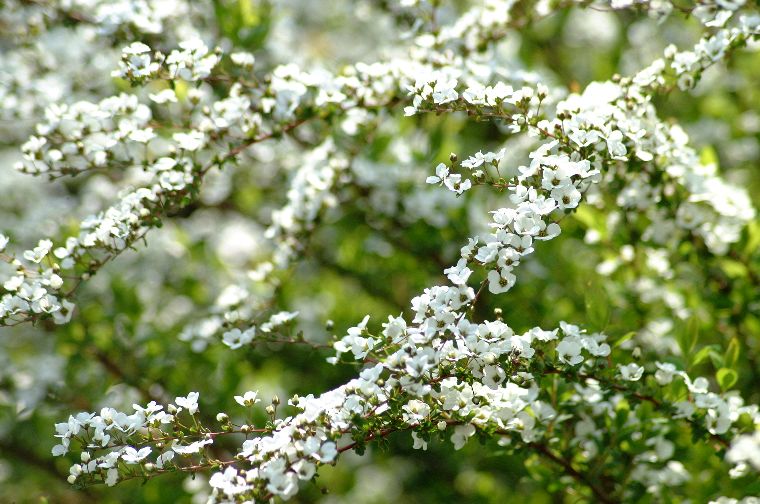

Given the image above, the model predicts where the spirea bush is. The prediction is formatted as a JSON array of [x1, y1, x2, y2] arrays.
[[1, 0, 760, 502]]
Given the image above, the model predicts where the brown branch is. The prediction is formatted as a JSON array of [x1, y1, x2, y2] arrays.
[[527, 441, 615, 504]]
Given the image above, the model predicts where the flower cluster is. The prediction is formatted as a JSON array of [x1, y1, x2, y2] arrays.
[[53, 392, 215, 488]]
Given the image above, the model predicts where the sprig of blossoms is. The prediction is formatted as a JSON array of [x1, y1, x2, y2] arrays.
[[24, 0, 760, 502]]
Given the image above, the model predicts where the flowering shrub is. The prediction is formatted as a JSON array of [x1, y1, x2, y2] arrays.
[[1, 0, 760, 502]]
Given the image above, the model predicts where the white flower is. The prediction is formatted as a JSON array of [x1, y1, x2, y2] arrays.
[[426, 163, 449, 185], [231, 52, 255, 68], [727, 432, 760, 470], [156, 451, 175, 469], [444, 174, 472, 195], [210, 467, 250, 495], [557, 337, 584, 365], [260, 311, 299, 332], [461, 149, 506, 169], [605, 130, 627, 158], [412, 432, 428, 450], [105, 468, 119, 486], [23, 239, 53, 263], [234, 390, 261, 407], [684, 376, 710, 394], [451, 424, 476, 450], [487, 268, 516, 294], [123, 42, 151, 55], [173, 131, 206, 151], [618, 363, 644, 381], [222, 327, 255, 349], [129, 128, 155, 143], [382, 315, 407, 340], [121, 446, 151, 464], [172, 438, 213, 454], [266, 470, 298, 498], [402, 400, 431, 424], [174, 392, 199, 415], [115, 42, 159, 80], [313, 441, 337, 463], [0, 234, 8, 252], [149, 89, 178, 104], [293, 460, 316, 480], [3, 276, 23, 292], [432, 78, 458, 104], [333, 315, 375, 360], [654, 362, 677, 385], [444, 259, 473, 285], [551, 184, 582, 210]]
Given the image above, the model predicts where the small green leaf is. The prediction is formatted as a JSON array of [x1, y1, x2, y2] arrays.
[[699, 145, 719, 169], [716, 368, 738, 391], [724, 338, 741, 369], [692, 344, 721, 367], [677, 317, 699, 359], [613, 331, 636, 348], [719, 259, 747, 279], [239, 0, 259, 26], [745, 221, 760, 257]]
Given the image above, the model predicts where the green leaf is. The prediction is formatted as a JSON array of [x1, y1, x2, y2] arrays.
[[745, 221, 760, 257], [716, 368, 738, 391], [692, 344, 722, 367], [584, 278, 610, 331], [239, 0, 260, 26], [677, 317, 699, 359], [724, 338, 741, 369], [719, 258, 747, 279], [613, 331, 636, 348], [699, 145, 719, 169]]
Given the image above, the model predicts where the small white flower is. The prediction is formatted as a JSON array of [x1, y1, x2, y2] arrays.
[[149, 89, 178, 104], [123, 42, 151, 55], [451, 424, 476, 450], [174, 392, 199, 415], [172, 438, 213, 454], [260, 311, 299, 332], [121, 446, 151, 464], [605, 130, 627, 159], [727, 431, 760, 470], [234, 390, 261, 407], [444, 259, 473, 285], [557, 337, 584, 366], [426, 163, 449, 185], [156, 451, 175, 469], [402, 399, 431, 424], [3, 276, 23, 292], [487, 268, 515, 294], [222, 327, 255, 349], [412, 432, 428, 450], [654, 362, 677, 385], [23, 239, 53, 263], [173, 131, 206, 151], [618, 363, 645, 381], [444, 174, 472, 195], [230, 52, 255, 68]]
